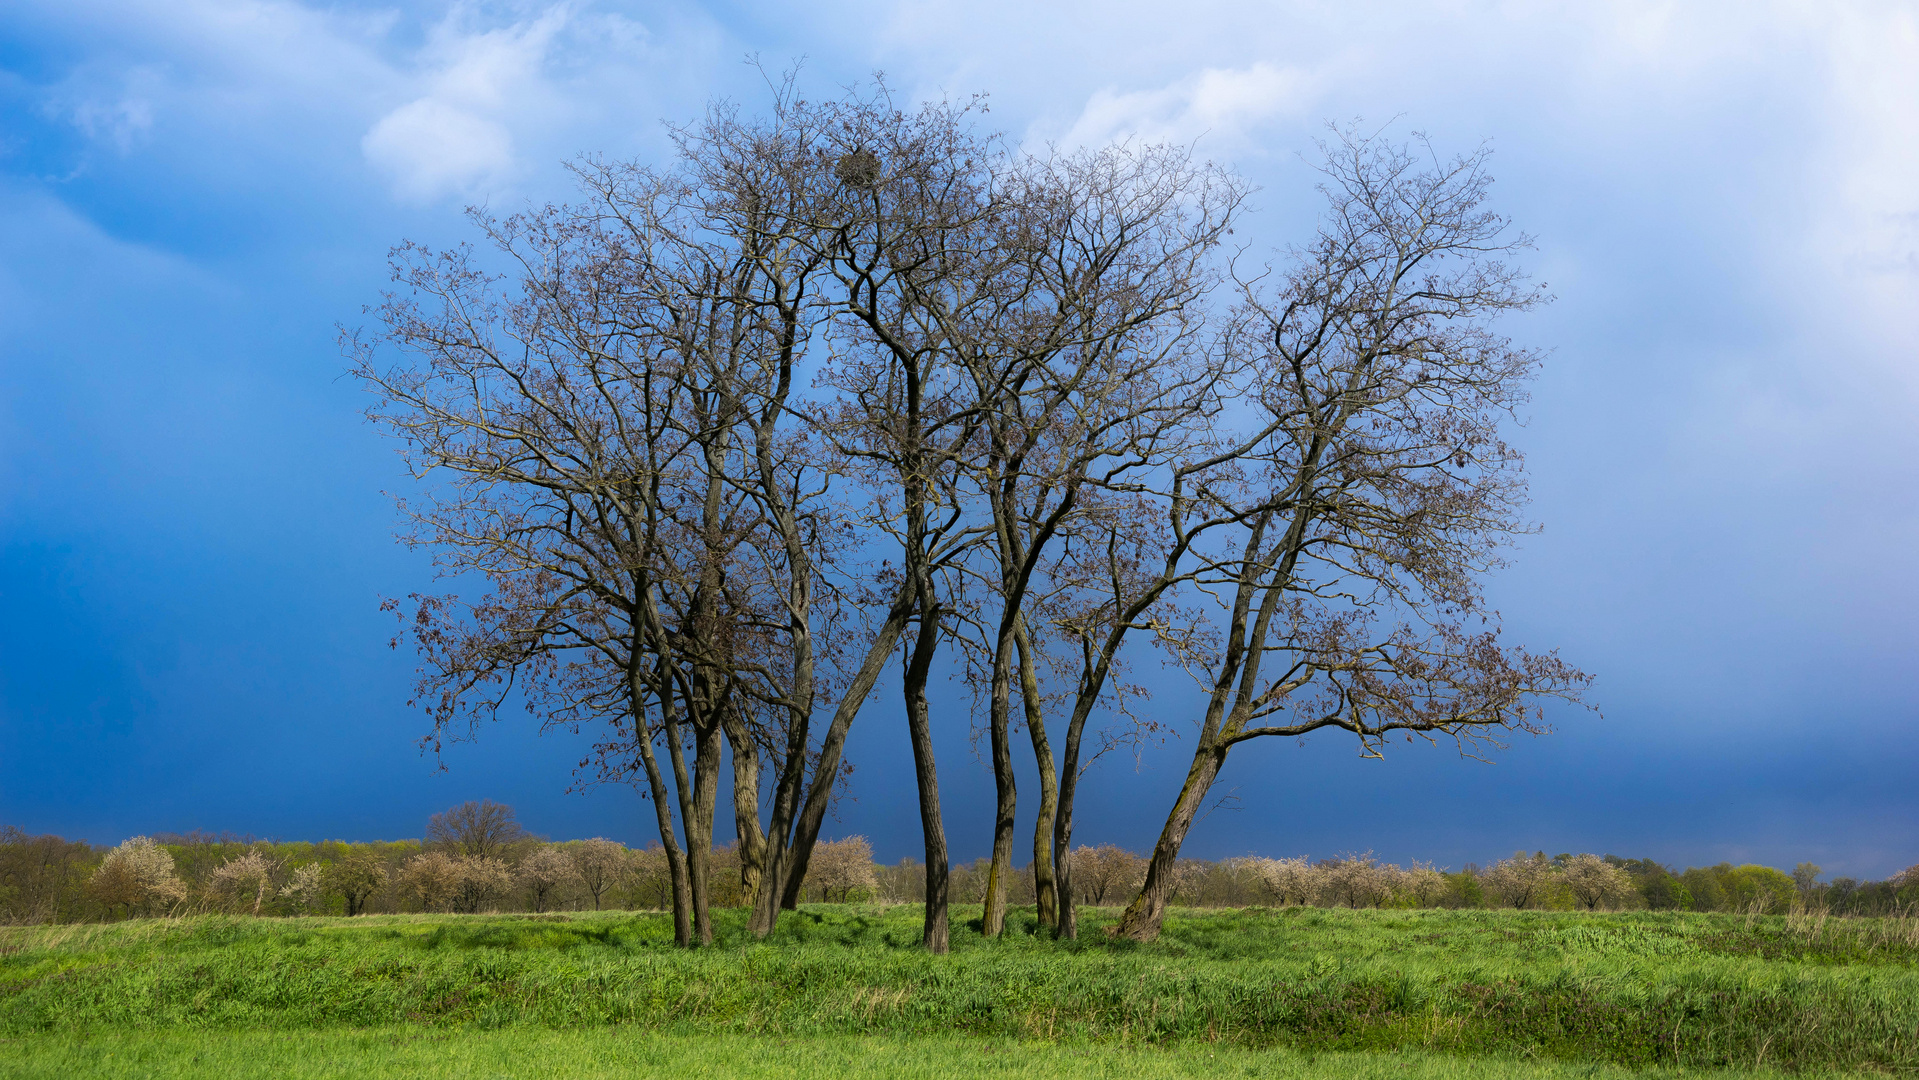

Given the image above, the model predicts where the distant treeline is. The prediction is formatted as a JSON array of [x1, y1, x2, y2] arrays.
[[5, 806, 1916, 925]]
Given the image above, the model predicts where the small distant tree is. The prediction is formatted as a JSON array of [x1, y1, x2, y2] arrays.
[[427, 801, 530, 860], [570, 839, 630, 911], [1071, 845, 1146, 906], [1400, 862, 1452, 907], [1792, 862, 1823, 907], [323, 854, 389, 916], [627, 845, 672, 911], [1321, 853, 1395, 909], [1246, 856, 1320, 906], [1563, 854, 1635, 910], [875, 858, 924, 904], [0, 827, 97, 925], [88, 837, 187, 919], [1482, 852, 1557, 909], [280, 864, 326, 914], [398, 852, 464, 912], [806, 837, 878, 902], [451, 856, 513, 913], [1723, 864, 1795, 914], [1679, 866, 1727, 912], [517, 847, 580, 913], [206, 851, 279, 915]]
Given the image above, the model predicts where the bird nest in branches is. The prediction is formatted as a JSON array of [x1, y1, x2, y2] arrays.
[[835, 148, 881, 188]]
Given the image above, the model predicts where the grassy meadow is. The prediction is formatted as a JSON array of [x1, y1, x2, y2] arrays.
[[3, 903, 1917, 1077]]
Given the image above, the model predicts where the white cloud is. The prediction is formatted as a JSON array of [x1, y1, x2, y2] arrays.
[[359, 7, 571, 201], [361, 98, 516, 202], [1050, 62, 1321, 153]]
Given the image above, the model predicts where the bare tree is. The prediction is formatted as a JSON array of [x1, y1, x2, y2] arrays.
[[426, 800, 529, 860], [356, 80, 926, 948], [570, 838, 630, 911], [943, 144, 1245, 936], [1109, 132, 1590, 942]]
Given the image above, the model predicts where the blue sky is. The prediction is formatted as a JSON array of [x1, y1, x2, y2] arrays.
[[2, 0, 1915, 878]]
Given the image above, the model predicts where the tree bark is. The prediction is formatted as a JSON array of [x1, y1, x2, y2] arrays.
[[1015, 620, 1059, 931], [902, 601, 951, 953], [688, 702, 723, 944], [979, 618, 1018, 937], [722, 706, 766, 905], [753, 586, 914, 933], [630, 652, 692, 946], [1112, 742, 1226, 940]]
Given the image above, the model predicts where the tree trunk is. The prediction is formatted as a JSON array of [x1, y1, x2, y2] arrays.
[[980, 621, 1017, 937], [1112, 742, 1228, 942], [902, 603, 950, 953], [754, 587, 913, 932], [688, 707, 723, 943], [662, 683, 713, 945], [632, 654, 693, 946], [723, 706, 766, 906], [1015, 620, 1059, 931]]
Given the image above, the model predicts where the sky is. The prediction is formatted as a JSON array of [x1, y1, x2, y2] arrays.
[[1, 0, 1915, 879]]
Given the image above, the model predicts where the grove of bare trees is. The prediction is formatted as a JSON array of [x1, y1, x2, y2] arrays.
[[347, 75, 1591, 950]]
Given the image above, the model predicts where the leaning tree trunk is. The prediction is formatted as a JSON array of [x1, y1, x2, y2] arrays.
[[1111, 741, 1228, 941], [902, 600, 951, 954]]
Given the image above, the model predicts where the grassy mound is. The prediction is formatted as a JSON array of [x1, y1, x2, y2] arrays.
[[3, 905, 1915, 1074]]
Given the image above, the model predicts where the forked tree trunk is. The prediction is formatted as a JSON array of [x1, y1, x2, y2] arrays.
[[1015, 623, 1060, 931], [631, 654, 693, 946], [980, 624, 1018, 937], [751, 589, 912, 935]]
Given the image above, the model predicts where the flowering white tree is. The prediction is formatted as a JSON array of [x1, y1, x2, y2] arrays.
[[399, 853, 463, 912], [1563, 854, 1635, 911], [207, 851, 279, 915], [806, 837, 878, 902], [1070, 845, 1147, 906], [1399, 862, 1452, 908], [1246, 857, 1322, 906], [1321, 853, 1396, 909], [88, 836, 187, 918], [280, 863, 326, 914], [1481, 852, 1558, 909], [517, 847, 581, 912]]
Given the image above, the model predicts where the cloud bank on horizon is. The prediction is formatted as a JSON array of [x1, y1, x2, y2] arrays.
[[1, 0, 1914, 874]]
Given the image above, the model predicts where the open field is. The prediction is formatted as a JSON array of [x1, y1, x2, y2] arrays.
[[4, 905, 1917, 1077]]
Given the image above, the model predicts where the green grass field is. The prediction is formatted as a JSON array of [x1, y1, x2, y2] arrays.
[[4, 904, 1915, 1077]]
